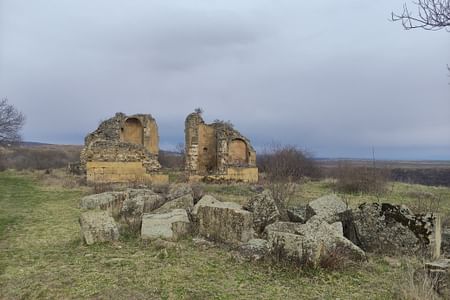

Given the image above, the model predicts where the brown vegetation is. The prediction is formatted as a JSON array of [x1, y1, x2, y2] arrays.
[[0, 144, 81, 171]]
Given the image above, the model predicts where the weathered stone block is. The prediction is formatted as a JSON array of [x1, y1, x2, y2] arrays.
[[265, 218, 366, 266], [141, 209, 191, 241], [306, 194, 348, 223], [79, 192, 125, 217], [243, 190, 280, 234], [194, 197, 254, 245], [79, 210, 120, 245]]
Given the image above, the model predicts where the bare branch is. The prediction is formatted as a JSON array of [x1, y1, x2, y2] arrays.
[[391, 0, 450, 31]]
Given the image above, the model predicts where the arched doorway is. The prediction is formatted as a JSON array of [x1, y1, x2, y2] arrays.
[[122, 118, 143, 145]]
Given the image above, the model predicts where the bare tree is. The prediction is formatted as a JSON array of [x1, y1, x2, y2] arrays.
[[0, 98, 25, 144], [391, 0, 450, 31]]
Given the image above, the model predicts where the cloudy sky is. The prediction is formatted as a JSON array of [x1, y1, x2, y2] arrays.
[[0, 0, 449, 159]]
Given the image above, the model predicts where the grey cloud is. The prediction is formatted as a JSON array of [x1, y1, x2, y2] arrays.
[[0, 0, 449, 159]]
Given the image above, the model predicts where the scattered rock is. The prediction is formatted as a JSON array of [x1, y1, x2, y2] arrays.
[[243, 190, 280, 234], [352, 203, 441, 258], [287, 206, 307, 223], [166, 184, 192, 201], [305, 194, 348, 223], [195, 197, 254, 245], [152, 238, 179, 250], [79, 210, 120, 245], [425, 258, 450, 298], [154, 194, 194, 213], [141, 209, 191, 241], [238, 238, 270, 261], [331, 221, 344, 236], [265, 218, 366, 266]]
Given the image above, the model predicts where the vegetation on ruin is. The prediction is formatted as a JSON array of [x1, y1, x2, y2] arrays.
[[1, 170, 449, 299]]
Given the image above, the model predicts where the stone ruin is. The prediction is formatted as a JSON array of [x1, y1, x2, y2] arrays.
[[185, 112, 258, 183], [80, 112, 169, 184]]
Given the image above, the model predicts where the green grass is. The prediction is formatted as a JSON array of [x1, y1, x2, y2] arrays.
[[0, 171, 443, 299]]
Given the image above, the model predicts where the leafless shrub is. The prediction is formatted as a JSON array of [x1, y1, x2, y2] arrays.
[[258, 144, 320, 181], [318, 246, 353, 271], [405, 190, 442, 214], [258, 144, 319, 220], [334, 162, 389, 195]]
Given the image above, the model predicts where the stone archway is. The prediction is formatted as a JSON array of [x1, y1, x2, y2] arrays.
[[122, 118, 143, 145]]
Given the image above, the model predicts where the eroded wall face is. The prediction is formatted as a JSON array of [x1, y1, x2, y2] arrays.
[[197, 124, 217, 174], [228, 139, 248, 165], [122, 118, 143, 145]]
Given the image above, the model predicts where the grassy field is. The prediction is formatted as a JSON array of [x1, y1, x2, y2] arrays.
[[1, 171, 448, 299]]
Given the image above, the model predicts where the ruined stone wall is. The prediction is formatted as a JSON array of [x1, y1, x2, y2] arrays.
[[184, 112, 258, 182], [81, 112, 166, 184]]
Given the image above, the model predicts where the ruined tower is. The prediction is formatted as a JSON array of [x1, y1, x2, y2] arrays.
[[80, 112, 168, 184], [185, 112, 258, 182]]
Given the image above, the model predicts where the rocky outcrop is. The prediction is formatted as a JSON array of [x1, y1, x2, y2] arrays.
[[194, 196, 254, 245], [265, 218, 366, 266], [243, 190, 280, 234], [141, 209, 191, 241], [79, 210, 120, 245]]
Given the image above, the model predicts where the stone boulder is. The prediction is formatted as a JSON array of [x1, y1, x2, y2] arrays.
[[306, 194, 348, 223], [79, 192, 125, 216], [141, 209, 191, 241], [442, 227, 450, 257], [154, 194, 194, 214], [243, 190, 280, 234], [194, 196, 254, 245], [238, 238, 270, 261], [425, 259, 450, 298], [166, 184, 193, 201], [351, 203, 441, 258], [79, 210, 120, 245], [120, 192, 145, 230], [265, 218, 366, 266], [287, 206, 307, 223]]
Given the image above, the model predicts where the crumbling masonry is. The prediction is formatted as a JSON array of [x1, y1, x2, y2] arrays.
[[185, 112, 258, 182], [80, 113, 168, 184]]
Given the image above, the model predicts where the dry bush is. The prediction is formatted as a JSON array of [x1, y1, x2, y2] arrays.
[[258, 144, 320, 181], [258, 144, 319, 220], [404, 190, 442, 214], [318, 246, 353, 271], [0, 146, 81, 170], [333, 162, 389, 195], [396, 265, 440, 300]]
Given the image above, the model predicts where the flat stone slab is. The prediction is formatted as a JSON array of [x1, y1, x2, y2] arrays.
[[141, 209, 191, 241]]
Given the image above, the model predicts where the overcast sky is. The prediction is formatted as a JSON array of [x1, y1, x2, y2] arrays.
[[0, 0, 449, 159]]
